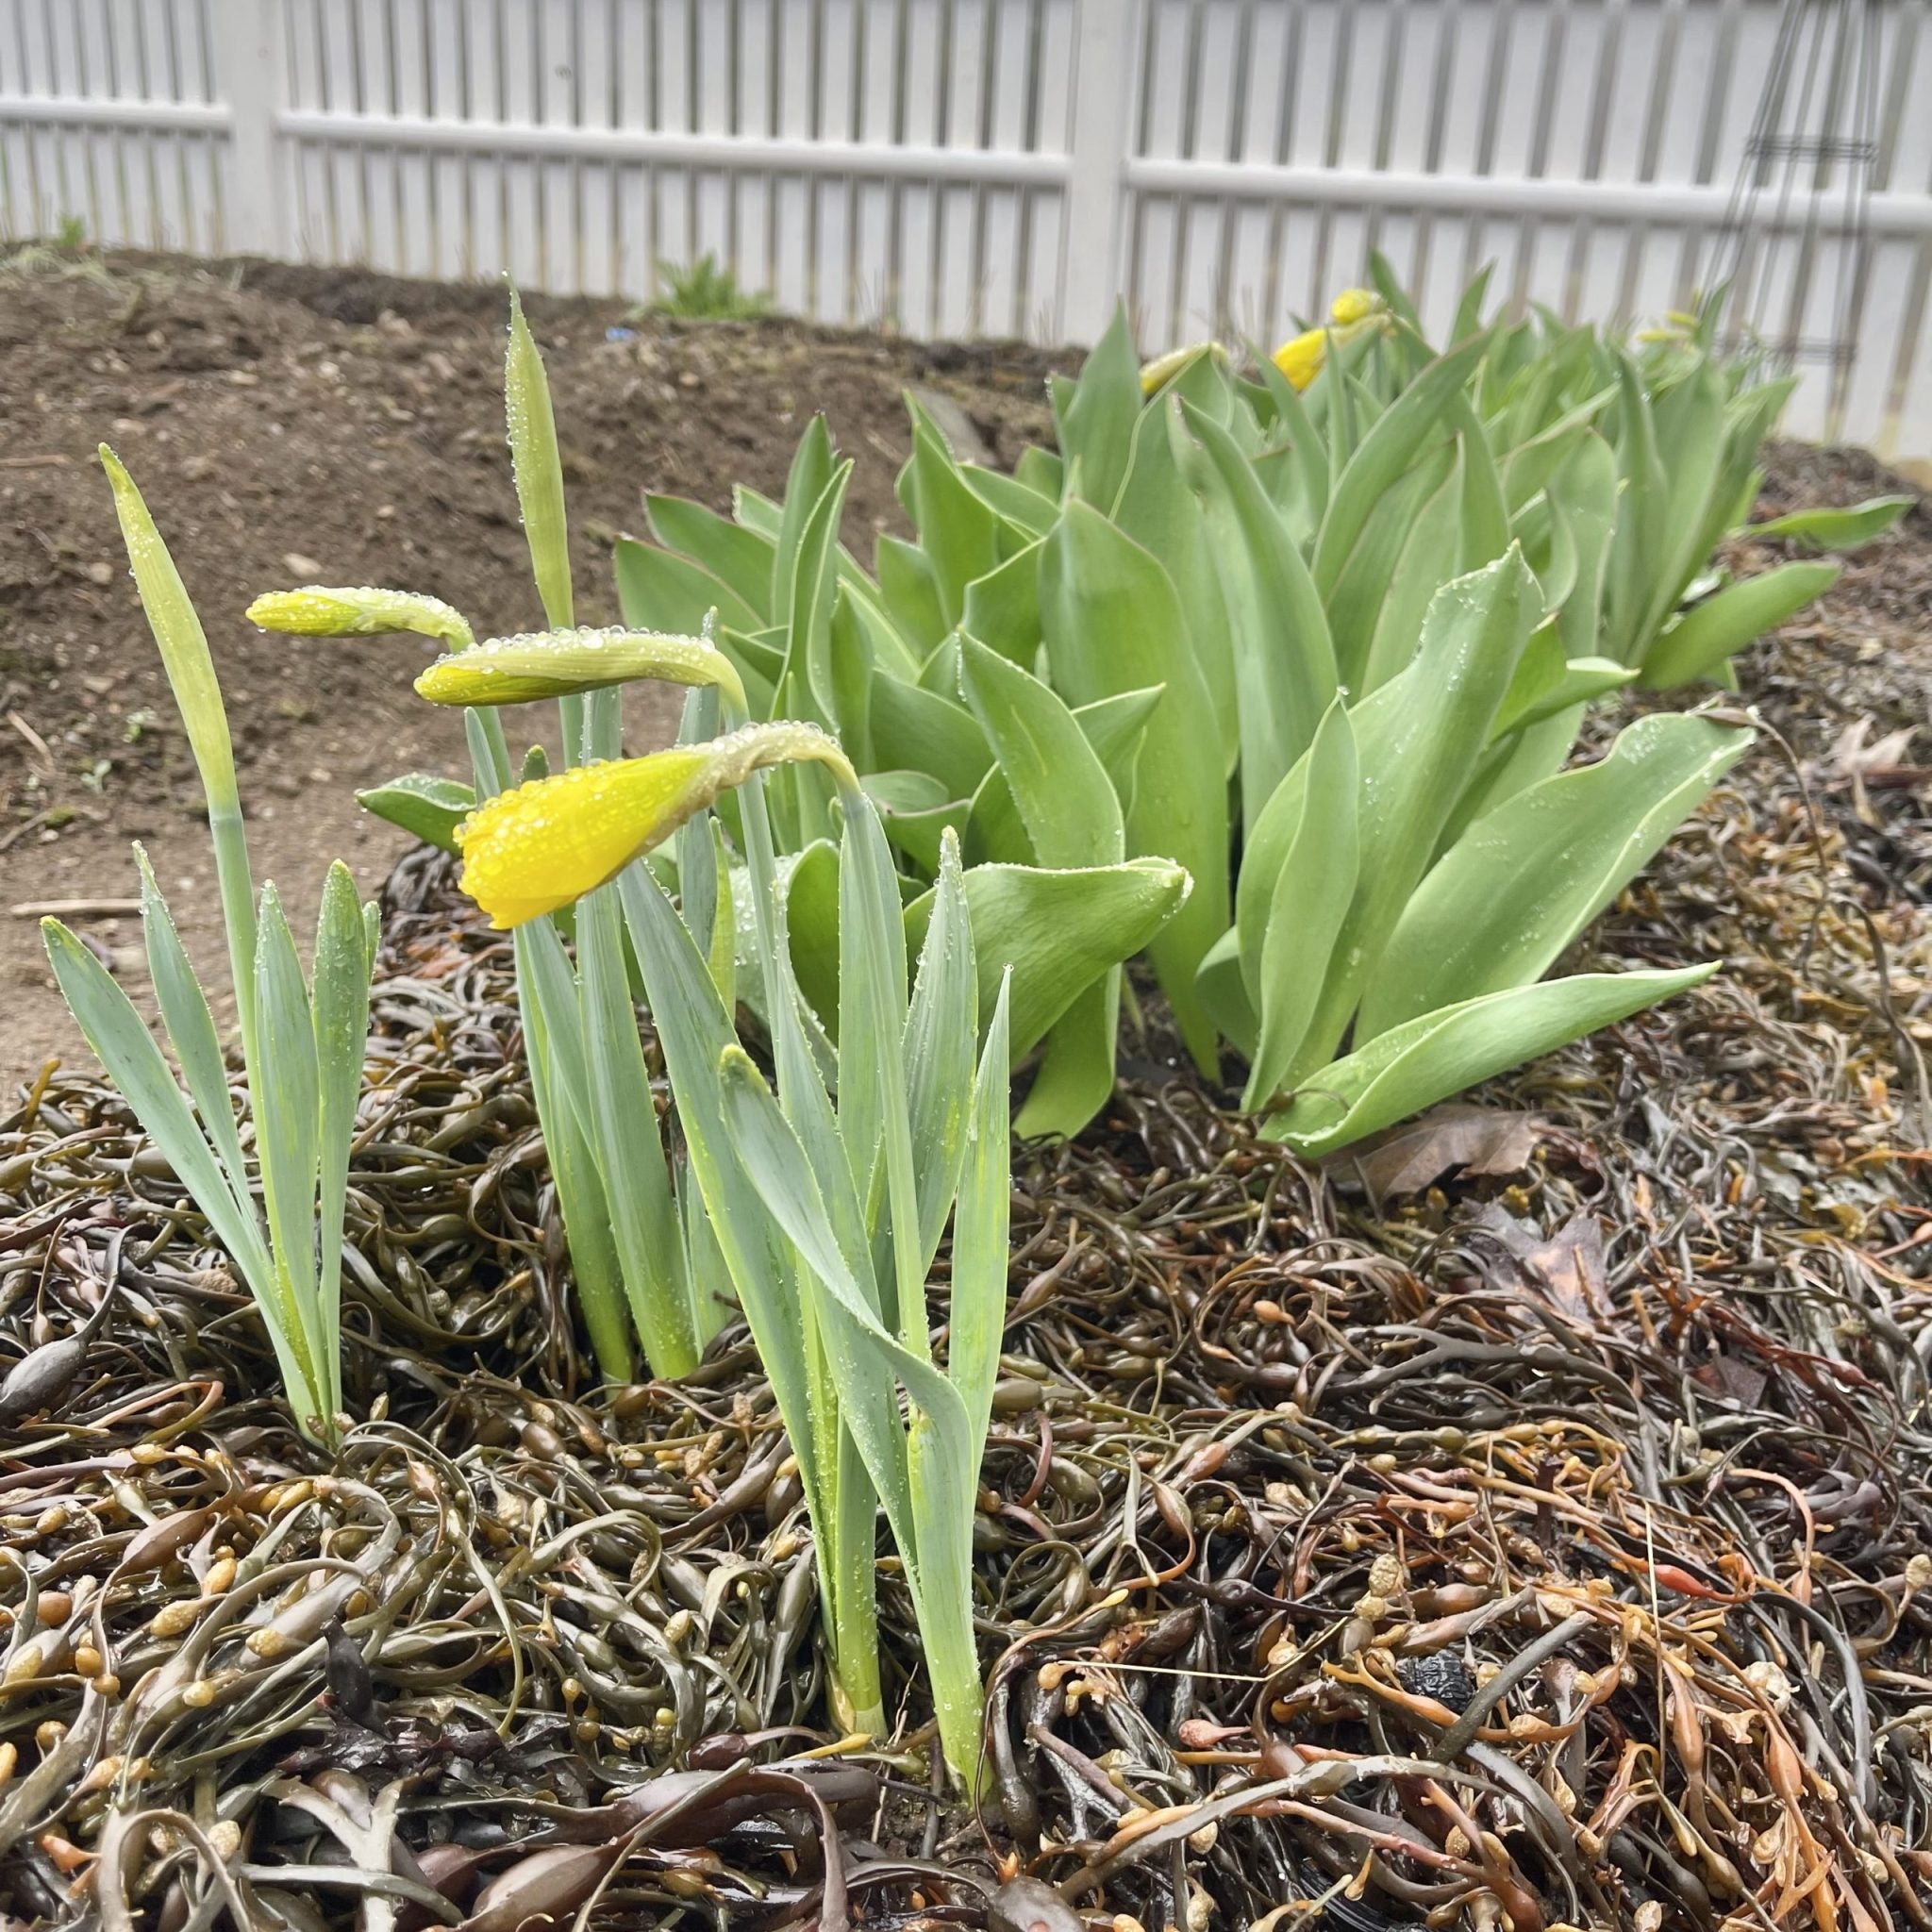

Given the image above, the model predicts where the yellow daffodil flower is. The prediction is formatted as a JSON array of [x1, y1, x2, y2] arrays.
[[416, 625, 745, 714], [456, 721, 853, 927], [246, 585, 475, 648]]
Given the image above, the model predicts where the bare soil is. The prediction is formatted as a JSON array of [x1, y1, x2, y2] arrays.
[[0, 249, 1060, 1086]]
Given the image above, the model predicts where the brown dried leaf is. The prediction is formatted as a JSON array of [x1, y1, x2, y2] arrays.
[[1341, 1106, 1544, 1198]]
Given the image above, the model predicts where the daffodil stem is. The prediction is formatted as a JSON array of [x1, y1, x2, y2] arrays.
[[208, 798, 259, 1084]]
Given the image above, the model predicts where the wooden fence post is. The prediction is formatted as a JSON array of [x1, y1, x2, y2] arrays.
[[213, 0, 286, 258], [1060, 0, 1138, 343]]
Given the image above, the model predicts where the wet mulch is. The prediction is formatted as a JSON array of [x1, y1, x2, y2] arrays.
[[0, 466, 1928, 1929]]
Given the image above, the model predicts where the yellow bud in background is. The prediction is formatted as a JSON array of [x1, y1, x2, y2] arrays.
[[456, 721, 854, 927], [416, 625, 744, 714], [1329, 287, 1381, 326], [1272, 325, 1326, 391], [246, 585, 474, 648], [1139, 341, 1226, 396]]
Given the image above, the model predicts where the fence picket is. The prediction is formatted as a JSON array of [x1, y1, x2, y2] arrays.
[[0, 0, 1928, 456]]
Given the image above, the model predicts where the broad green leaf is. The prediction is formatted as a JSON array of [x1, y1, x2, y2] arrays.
[[355, 773, 475, 854], [904, 421, 1002, 625], [959, 463, 1059, 537], [1604, 351, 1668, 664], [772, 417, 836, 618], [646, 494, 775, 619], [1238, 548, 1541, 1080], [1493, 622, 1634, 738], [1265, 966, 1718, 1157], [1450, 265, 1493, 346], [904, 857, 1191, 1060], [1014, 444, 1065, 501], [783, 461, 856, 728], [1172, 397, 1336, 824], [1040, 502, 1229, 1073], [959, 639, 1127, 1139], [1113, 381, 1239, 777], [960, 540, 1044, 666], [868, 673, 992, 801], [1243, 699, 1357, 1111], [1249, 347, 1329, 540], [1742, 495, 1913, 550], [1196, 924, 1257, 1057], [1054, 305, 1141, 515], [1311, 333, 1490, 606], [1647, 359, 1729, 642], [1359, 714, 1753, 1034], [787, 838, 843, 1033], [1548, 432, 1620, 659], [1638, 560, 1840, 689], [1352, 438, 1460, 691], [958, 639, 1123, 867], [614, 538, 763, 639], [875, 534, 950, 653]]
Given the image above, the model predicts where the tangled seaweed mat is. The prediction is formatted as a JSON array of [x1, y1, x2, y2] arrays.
[[2, 499, 1930, 1928]]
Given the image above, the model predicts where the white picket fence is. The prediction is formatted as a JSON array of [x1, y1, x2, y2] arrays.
[[3, 0, 1930, 457]]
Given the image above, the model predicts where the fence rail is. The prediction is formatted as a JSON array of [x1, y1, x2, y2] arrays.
[[3, 0, 1929, 458]]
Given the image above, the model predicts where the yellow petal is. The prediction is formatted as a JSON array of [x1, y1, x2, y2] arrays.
[[245, 586, 474, 647], [1272, 326, 1325, 391], [455, 721, 853, 927], [416, 625, 743, 713], [1328, 287, 1380, 326]]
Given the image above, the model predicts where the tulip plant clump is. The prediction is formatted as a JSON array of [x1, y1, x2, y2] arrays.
[[612, 268, 1904, 1152]]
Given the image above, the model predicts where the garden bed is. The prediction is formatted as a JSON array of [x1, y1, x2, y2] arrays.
[[1, 249, 1930, 1931]]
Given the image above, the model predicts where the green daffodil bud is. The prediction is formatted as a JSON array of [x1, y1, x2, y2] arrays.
[[246, 585, 475, 647], [415, 625, 745, 716]]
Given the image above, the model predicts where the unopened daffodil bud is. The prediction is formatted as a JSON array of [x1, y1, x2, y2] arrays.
[[1272, 325, 1328, 391], [1139, 341, 1228, 396], [456, 720, 855, 927], [245, 585, 475, 648], [1271, 289, 1390, 391], [416, 625, 744, 716]]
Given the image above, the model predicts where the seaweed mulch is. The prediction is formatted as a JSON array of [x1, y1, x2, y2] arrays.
[[0, 334, 1927, 1925]]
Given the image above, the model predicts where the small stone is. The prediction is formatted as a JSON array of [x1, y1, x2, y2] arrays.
[[85, 561, 113, 586], [283, 552, 323, 577]]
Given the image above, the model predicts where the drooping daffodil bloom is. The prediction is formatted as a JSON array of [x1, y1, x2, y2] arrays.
[[246, 584, 475, 647], [415, 625, 745, 713], [1271, 286, 1389, 391], [456, 720, 854, 927]]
